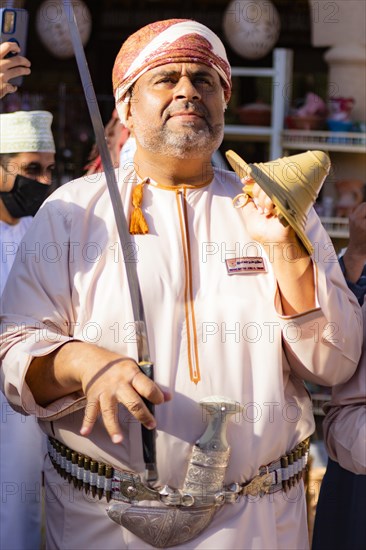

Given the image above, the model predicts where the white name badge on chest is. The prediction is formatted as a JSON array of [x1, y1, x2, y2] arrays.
[[225, 256, 267, 275]]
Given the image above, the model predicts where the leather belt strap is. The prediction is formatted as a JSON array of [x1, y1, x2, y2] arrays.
[[47, 437, 310, 503]]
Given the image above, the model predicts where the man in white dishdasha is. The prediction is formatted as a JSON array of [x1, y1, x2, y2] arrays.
[[0, 18, 362, 550]]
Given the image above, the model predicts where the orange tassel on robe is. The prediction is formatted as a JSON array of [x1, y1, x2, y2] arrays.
[[129, 180, 149, 235]]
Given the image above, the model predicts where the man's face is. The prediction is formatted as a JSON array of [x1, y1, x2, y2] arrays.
[[0, 152, 55, 192], [126, 63, 226, 159]]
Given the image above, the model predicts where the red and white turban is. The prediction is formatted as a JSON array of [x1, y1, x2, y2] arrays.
[[112, 19, 232, 125]]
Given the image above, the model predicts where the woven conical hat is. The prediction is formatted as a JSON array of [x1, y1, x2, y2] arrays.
[[226, 149, 331, 255]]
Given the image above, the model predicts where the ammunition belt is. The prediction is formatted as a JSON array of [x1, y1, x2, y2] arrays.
[[47, 437, 310, 504]]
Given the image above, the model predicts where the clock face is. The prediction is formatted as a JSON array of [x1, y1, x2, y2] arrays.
[[36, 0, 92, 59], [223, 0, 281, 60]]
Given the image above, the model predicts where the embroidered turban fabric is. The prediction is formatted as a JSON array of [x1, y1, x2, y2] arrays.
[[112, 19, 232, 124]]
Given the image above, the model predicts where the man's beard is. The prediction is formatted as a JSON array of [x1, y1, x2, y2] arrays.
[[131, 107, 224, 159]]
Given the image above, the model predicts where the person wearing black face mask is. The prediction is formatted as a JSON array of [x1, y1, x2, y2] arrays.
[[0, 110, 55, 290], [0, 109, 55, 550], [0, 162, 54, 218]]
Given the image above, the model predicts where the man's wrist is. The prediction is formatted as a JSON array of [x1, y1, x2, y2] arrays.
[[262, 239, 310, 264]]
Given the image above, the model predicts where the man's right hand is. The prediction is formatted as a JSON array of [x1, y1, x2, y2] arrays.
[[0, 42, 31, 98], [27, 341, 171, 444]]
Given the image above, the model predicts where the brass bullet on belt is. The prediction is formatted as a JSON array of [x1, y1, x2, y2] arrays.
[[97, 463, 105, 500]]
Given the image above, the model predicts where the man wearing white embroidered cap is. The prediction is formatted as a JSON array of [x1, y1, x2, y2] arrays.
[[0, 109, 55, 550], [0, 19, 362, 550], [0, 110, 56, 290]]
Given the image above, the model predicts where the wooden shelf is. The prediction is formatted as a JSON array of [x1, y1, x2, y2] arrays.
[[282, 130, 366, 153], [225, 49, 294, 160], [311, 393, 331, 417], [224, 125, 273, 141], [319, 217, 349, 238], [226, 56, 362, 248]]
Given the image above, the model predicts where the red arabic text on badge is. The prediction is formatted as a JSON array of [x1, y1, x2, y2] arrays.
[[225, 256, 266, 275]]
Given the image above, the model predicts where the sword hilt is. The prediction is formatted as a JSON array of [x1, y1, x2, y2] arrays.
[[138, 361, 158, 483]]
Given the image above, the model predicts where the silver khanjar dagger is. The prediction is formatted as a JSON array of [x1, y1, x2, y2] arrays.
[[63, 0, 157, 483], [107, 396, 243, 548]]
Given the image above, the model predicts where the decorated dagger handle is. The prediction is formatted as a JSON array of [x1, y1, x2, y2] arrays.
[[182, 396, 243, 504], [138, 361, 157, 483]]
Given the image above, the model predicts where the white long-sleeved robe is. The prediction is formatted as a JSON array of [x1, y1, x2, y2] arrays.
[[322, 301, 366, 474], [0, 165, 362, 549], [0, 217, 45, 550]]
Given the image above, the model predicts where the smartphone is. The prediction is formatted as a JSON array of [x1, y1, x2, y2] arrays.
[[0, 7, 29, 86]]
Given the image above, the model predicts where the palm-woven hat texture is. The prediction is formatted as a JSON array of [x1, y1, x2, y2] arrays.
[[226, 149, 331, 255]]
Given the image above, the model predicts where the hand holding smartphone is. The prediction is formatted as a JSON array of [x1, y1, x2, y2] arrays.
[[0, 7, 29, 87]]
